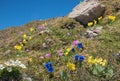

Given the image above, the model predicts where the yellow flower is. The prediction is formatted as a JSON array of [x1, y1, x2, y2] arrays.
[[101, 59, 107, 66], [67, 62, 76, 71], [88, 22, 93, 27], [94, 20, 97, 25], [23, 39, 27, 44], [20, 42, 23, 47], [88, 56, 95, 65], [98, 16, 102, 21], [66, 47, 71, 52], [29, 37, 32, 40], [64, 52, 68, 56], [23, 34, 27, 39], [29, 58, 32, 62], [30, 27, 34, 32], [108, 15, 116, 22], [14, 45, 22, 51]]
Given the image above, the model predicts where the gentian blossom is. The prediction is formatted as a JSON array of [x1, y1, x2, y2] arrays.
[[44, 62, 54, 73], [77, 43, 83, 49], [79, 55, 85, 62], [74, 54, 79, 61]]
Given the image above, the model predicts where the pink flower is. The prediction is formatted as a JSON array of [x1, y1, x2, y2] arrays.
[[45, 53, 51, 58], [25, 49, 30, 52], [39, 55, 44, 59], [72, 40, 79, 46], [38, 26, 44, 31], [57, 50, 63, 56]]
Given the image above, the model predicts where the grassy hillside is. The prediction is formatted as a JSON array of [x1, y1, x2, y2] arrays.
[[0, 0, 120, 81]]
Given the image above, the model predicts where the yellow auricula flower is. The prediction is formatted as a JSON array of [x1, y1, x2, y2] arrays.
[[88, 56, 94, 65], [29, 37, 32, 40], [30, 27, 34, 32], [98, 16, 102, 21], [23, 34, 27, 39], [14, 45, 22, 51], [23, 39, 27, 44], [29, 58, 32, 62], [20, 42, 23, 47], [66, 47, 71, 52], [67, 62, 76, 71], [108, 15, 116, 22], [88, 22, 93, 27], [101, 59, 107, 66], [94, 20, 97, 25]]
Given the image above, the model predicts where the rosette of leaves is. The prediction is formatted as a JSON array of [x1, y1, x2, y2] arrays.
[[88, 64, 114, 79], [0, 67, 22, 81]]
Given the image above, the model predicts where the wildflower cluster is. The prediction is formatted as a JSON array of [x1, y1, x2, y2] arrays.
[[74, 54, 84, 62], [108, 15, 116, 23], [88, 56, 107, 66], [87, 16, 102, 27], [14, 45, 23, 51], [0, 60, 26, 81], [14, 27, 34, 52], [0, 60, 26, 71], [67, 62, 76, 71]]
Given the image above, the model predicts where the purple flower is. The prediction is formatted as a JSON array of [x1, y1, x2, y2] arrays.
[[45, 53, 51, 58], [38, 26, 44, 31], [39, 55, 44, 59], [26, 49, 30, 52], [72, 40, 79, 46], [57, 50, 63, 56]]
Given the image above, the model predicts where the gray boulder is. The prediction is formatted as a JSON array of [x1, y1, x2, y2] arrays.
[[68, 0, 105, 25], [85, 26, 103, 38]]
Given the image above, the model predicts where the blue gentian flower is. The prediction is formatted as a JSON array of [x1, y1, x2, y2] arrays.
[[48, 67, 54, 73], [77, 43, 83, 48], [44, 62, 54, 73], [71, 48, 75, 52], [44, 62, 52, 69], [74, 54, 79, 61], [79, 55, 85, 62]]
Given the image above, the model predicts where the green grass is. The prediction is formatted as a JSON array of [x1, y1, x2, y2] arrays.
[[0, 0, 120, 81]]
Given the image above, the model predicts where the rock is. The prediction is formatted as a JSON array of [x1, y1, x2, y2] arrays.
[[85, 30, 98, 38], [68, 0, 105, 25], [93, 26, 103, 34], [85, 26, 103, 38], [38, 30, 50, 35], [3, 50, 11, 56], [22, 74, 32, 81]]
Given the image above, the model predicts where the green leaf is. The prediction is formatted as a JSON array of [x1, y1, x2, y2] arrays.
[[106, 68, 114, 78]]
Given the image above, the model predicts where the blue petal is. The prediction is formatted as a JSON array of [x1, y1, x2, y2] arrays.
[[77, 43, 83, 48], [48, 67, 54, 73], [79, 55, 85, 62], [74, 54, 79, 61], [71, 48, 75, 52]]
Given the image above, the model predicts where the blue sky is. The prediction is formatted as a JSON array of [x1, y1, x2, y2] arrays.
[[0, 0, 83, 30]]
